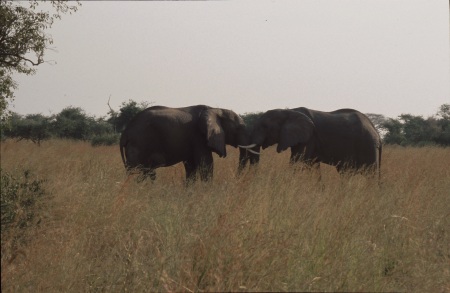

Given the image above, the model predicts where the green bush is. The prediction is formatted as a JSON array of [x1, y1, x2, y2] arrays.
[[1, 113, 51, 144], [1, 168, 47, 232], [90, 133, 120, 146]]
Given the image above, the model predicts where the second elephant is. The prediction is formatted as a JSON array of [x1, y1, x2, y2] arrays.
[[240, 107, 382, 177]]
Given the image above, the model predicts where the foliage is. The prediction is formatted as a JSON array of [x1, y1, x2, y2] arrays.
[[2, 113, 51, 145], [382, 118, 405, 145], [1, 169, 47, 229], [399, 114, 437, 145], [52, 106, 120, 142], [0, 0, 80, 120], [382, 104, 450, 146], [433, 104, 450, 146], [436, 103, 450, 120], [90, 133, 120, 147], [3, 103, 449, 147], [241, 111, 263, 130], [88, 117, 115, 138], [0, 69, 16, 121], [1, 168, 48, 268], [1, 99, 149, 144], [0, 169, 48, 255], [365, 113, 387, 135], [107, 99, 150, 133], [52, 106, 93, 140]]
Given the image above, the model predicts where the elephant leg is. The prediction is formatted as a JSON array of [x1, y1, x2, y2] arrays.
[[290, 145, 321, 179], [237, 148, 247, 174], [198, 154, 214, 182], [137, 168, 156, 182], [145, 169, 157, 181], [336, 160, 359, 176], [290, 153, 301, 164], [183, 161, 198, 184], [183, 157, 213, 184], [336, 163, 347, 176], [290, 144, 317, 165], [289, 145, 304, 164], [312, 162, 322, 182]]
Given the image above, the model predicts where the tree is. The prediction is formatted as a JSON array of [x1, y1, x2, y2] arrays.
[[53, 107, 92, 140], [88, 117, 119, 146], [382, 118, 405, 145], [20, 113, 52, 145], [435, 104, 450, 146], [365, 113, 387, 131], [381, 104, 450, 146], [2, 112, 51, 145], [0, 0, 80, 120], [399, 114, 437, 145], [436, 104, 450, 120], [107, 99, 150, 133], [241, 112, 263, 130], [89, 117, 114, 138], [365, 113, 388, 139]]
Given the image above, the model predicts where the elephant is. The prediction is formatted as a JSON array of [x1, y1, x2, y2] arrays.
[[120, 105, 259, 182], [240, 107, 382, 178]]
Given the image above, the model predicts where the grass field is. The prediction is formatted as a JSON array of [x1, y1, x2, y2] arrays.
[[1, 139, 449, 292]]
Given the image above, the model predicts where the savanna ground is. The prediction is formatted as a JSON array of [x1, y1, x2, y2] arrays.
[[1, 139, 449, 292]]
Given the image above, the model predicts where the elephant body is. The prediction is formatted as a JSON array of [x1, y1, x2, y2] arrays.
[[243, 107, 382, 177], [120, 105, 255, 182]]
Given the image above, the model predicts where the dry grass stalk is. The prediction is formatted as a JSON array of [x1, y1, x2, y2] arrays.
[[1, 140, 449, 292]]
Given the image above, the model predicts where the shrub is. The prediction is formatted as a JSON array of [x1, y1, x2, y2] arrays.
[[1, 168, 48, 265], [1, 168, 47, 232], [90, 133, 120, 146]]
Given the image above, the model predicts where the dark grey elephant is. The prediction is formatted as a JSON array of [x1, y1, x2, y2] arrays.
[[240, 107, 382, 177], [120, 105, 259, 182]]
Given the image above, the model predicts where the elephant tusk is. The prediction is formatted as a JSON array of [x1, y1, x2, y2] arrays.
[[238, 144, 257, 149], [247, 149, 260, 155]]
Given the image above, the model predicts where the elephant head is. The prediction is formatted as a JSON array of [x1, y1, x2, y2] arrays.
[[200, 108, 260, 171], [240, 109, 315, 153]]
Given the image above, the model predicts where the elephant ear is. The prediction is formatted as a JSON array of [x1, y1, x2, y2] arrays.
[[277, 112, 315, 153], [201, 109, 227, 157]]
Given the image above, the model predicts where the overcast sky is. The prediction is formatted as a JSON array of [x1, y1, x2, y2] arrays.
[[11, 0, 450, 118]]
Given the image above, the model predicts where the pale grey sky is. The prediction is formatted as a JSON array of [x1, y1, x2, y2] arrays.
[[11, 0, 450, 118]]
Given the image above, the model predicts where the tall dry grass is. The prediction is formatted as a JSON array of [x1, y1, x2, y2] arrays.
[[1, 139, 449, 292]]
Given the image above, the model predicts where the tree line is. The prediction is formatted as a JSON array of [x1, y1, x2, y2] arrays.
[[1, 100, 147, 146], [1, 102, 449, 147]]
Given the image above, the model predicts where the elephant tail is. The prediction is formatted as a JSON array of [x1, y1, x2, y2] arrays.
[[378, 143, 382, 181]]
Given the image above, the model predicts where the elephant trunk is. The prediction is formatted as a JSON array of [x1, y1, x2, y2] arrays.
[[237, 129, 260, 174], [238, 130, 265, 152], [237, 146, 260, 174], [238, 147, 248, 174]]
